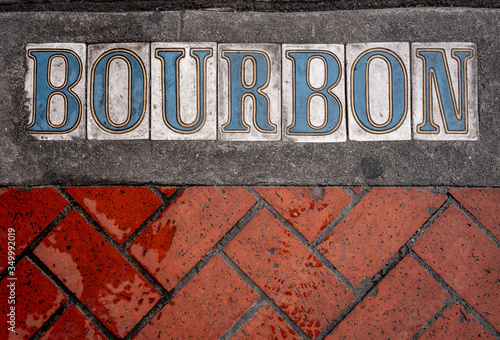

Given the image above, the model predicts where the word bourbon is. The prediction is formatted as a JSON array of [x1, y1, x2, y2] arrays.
[[25, 42, 478, 141]]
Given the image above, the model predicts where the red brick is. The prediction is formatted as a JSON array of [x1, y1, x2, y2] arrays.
[[225, 209, 354, 339], [0, 188, 67, 271], [65, 187, 163, 243], [233, 304, 300, 340], [350, 187, 363, 195], [413, 205, 500, 329], [255, 187, 351, 242], [157, 186, 177, 197], [329, 256, 450, 339], [0, 257, 66, 339], [450, 188, 500, 240], [318, 187, 446, 287], [40, 305, 106, 340], [34, 210, 160, 338], [135, 255, 258, 340], [421, 303, 494, 339], [129, 187, 256, 290]]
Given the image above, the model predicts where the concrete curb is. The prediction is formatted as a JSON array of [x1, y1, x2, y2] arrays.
[[1, 9, 499, 186]]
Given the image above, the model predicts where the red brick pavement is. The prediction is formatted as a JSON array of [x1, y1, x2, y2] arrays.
[[0, 186, 499, 339]]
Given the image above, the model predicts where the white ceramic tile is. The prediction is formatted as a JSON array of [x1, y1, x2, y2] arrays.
[[347, 42, 411, 141], [412, 42, 478, 140], [26, 43, 86, 140], [151, 42, 217, 140], [87, 43, 149, 140], [218, 44, 281, 141], [282, 44, 346, 142]]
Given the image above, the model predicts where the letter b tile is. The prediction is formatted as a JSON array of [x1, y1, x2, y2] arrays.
[[282, 44, 346, 142], [347, 43, 411, 141], [25, 43, 86, 140], [218, 44, 281, 141]]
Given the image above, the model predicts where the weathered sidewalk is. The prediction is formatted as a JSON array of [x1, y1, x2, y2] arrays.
[[1, 6, 500, 339], [2, 9, 500, 186], [1, 186, 499, 339]]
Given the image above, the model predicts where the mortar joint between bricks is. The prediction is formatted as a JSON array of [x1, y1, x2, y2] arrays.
[[219, 297, 267, 340], [316, 246, 413, 339], [164, 198, 263, 303], [361, 245, 409, 296], [56, 187, 170, 296], [316, 296, 372, 340], [405, 197, 452, 249], [218, 251, 312, 340], [409, 250, 500, 339], [120, 200, 167, 249], [312, 186, 370, 247], [0, 204, 72, 281], [447, 192, 500, 248], [349, 196, 451, 299], [210, 199, 265, 253], [151, 185, 186, 205], [248, 186, 359, 294], [122, 186, 185, 249], [29, 300, 72, 340], [122, 294, 174, 340], [26, 253, 120, 340], [410, 303, 452, 340]]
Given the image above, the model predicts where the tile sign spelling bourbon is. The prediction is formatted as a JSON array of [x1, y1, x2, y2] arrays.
[[25, 42, 477, 141]]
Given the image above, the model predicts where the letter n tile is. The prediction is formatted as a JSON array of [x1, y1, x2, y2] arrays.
[[412, 42, 478, 140]]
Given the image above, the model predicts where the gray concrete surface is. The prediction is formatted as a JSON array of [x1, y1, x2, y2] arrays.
[[1, 0, 499, 12], [1, 9, 499, 186]]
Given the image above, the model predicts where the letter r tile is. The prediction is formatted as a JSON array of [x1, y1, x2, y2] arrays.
[[151, 42, 217, 140], [282, 44, 346, 143], [87, 43, 150, 140], [25, 43, 86, 140], [218, 44, 281, 141], [412, 42, 478, 140], [347, 43, 411, 141]]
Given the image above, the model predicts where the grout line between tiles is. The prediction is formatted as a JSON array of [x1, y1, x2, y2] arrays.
[[0, 204, 72, 282], [410, 250, 500, 339], [123, 195, 263, 339], [122, 186, 185, 249], [448, 192, 500, 248], [317, 194, 451, 339], [220, 251, 311, 340], [29, 300, 72, 340], [56, 187, 169, 296], [28, 254, 120, 340], [312, 186, 369, 247], [411, 301, 454, 340], [3, 185, 498, 340], [248, 186, 358, 295], [219, 297, 267, 340]]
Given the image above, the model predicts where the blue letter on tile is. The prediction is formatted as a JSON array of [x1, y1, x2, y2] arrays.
[[28, 50, 82, 133], [221, 51, 276, 133], [416, 49, 473, 134], [156, 48, 212, 133], [90, 49, 146, 133], [351, 49, 408, 134], [286, 51, 342, 135]]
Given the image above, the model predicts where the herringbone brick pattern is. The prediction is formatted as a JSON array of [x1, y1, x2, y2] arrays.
[[0, 186, 499, 339]]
